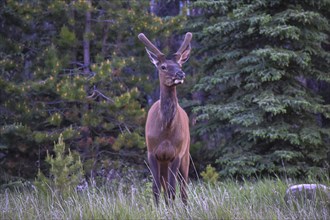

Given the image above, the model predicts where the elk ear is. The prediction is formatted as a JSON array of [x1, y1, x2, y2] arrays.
[[146, 47, 161, 66], [176, 44, 191, 65]]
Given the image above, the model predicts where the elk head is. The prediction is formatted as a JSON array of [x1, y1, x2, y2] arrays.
[[138, 32, 192, 87]]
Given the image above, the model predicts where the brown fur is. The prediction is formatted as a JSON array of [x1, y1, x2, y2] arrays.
[[139, 32, 192, 206]]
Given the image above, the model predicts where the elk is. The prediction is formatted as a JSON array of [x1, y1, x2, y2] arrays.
[[138, 32, 192, 205]]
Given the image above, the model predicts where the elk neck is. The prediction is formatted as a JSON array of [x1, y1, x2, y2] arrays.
[[159, 84, 178, 128]]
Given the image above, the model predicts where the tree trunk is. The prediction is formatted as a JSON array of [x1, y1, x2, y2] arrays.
[[83, 0, 91, 75], [153, 0, 180, 17], [101, 22, 110, 58]]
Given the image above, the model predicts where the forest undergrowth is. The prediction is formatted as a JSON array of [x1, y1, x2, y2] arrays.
[[1, 176, 329, 220]]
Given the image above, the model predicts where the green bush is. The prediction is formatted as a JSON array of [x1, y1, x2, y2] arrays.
[[35, 134, 84, 197], [201, 164, 219, 184]]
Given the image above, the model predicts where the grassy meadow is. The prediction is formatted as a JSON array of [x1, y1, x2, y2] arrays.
[[1, 177, 329, 220]]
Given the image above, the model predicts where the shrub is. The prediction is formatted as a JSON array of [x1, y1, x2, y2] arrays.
[[201, 164, 219, 184], [34, 134, 84, 197]]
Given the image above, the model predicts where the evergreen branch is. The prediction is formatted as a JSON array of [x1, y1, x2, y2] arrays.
[[87, 87, 114, 103], [89, 18, 115, 23]]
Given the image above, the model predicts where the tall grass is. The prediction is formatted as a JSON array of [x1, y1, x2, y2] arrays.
[[1, 178, 329, 220]]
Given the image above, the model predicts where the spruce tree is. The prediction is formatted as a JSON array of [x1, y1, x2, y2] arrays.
[[191, 0, 330, 177]]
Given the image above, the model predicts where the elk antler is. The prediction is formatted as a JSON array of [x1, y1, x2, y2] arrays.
[[138, 33, 165, 58], [175, 32, 192, 56]]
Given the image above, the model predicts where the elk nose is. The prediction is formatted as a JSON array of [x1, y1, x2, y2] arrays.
[[176, 71, 185, 79]]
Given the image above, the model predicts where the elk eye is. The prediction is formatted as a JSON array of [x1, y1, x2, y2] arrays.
[[161, 65, 166, 70]]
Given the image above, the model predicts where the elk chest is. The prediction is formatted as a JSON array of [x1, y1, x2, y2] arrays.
[[145, 101, 189, 154]]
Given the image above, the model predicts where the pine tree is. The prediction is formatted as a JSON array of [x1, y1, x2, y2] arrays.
[[35, 134, 84, 197], [191, 0, 330, 177], [0, 0, 186, 179]]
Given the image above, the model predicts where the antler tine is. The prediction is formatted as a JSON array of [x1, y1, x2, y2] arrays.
[[175, 32, 192, 55], [138, 33, 164, 57]]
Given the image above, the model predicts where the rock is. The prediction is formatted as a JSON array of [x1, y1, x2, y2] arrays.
[[284, 184, 330, 208]]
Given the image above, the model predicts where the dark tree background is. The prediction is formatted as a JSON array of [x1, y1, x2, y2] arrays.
[[189, 0, 330, 178], [0, 0, 329, 185]]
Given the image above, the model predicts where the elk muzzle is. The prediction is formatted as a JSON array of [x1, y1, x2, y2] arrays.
[[174, 70, 185, 84]]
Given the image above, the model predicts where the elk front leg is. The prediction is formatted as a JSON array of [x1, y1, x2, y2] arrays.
[[160, 163, 169, 205], [148, 154, 161, 206], [168, 157, 180, 201]]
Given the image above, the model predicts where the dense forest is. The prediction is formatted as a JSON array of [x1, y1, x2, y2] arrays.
[[1, 0, 330, 186]]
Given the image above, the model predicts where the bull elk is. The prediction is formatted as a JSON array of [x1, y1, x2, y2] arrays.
[[138, 32, 192, 205]]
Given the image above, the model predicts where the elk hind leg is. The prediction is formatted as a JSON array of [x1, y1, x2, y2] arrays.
[[179, 154, 189, 205]]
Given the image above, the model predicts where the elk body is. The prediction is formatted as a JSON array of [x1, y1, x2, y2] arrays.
[[138, 32, 192, 205]]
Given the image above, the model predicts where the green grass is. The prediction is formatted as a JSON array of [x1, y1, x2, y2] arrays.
[[1, 178, 329, 220]]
